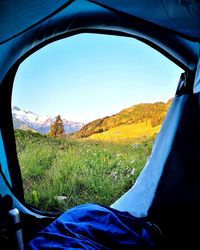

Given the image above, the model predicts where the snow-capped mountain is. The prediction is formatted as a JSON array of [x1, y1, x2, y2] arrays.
[[12, 106, 84, 134]]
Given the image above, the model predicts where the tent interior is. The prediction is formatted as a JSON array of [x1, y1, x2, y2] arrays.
[[0, 0, 200, 248]]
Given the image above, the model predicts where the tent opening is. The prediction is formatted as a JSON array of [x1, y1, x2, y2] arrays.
[[11, 33, 182, 213]]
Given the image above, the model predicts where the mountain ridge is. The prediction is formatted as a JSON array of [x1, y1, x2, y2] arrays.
[[12, 106, 84, 134], [12, 99, 172, 138]]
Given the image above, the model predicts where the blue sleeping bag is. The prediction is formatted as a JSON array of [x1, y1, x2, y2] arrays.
[[26, 203, 161, 249]]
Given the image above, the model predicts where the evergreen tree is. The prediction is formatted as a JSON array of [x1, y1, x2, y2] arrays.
[[48, 115, 64, 138]]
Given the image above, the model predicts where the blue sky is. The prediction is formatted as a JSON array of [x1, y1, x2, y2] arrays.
[[12, 34, 183, 123]]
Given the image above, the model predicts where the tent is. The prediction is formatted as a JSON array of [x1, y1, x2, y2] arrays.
[[0, 0, 200, 248]]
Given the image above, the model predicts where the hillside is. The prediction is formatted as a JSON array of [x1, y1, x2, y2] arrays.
[[73, 99, 172, 139]]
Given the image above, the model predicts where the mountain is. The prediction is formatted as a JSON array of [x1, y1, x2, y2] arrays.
[[12, 116, 34, 131], [12, 106, 84, 134], [73, 99, 172, 139]]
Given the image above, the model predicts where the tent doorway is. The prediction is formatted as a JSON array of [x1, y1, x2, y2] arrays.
[[12, 33, 182, 213]]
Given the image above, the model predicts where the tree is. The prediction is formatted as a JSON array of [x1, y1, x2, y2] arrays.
[[48, 115, 64, 138]]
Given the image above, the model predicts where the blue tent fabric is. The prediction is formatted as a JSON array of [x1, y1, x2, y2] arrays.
[[92, 0, 200, 41], [26, 203, 161, 249]]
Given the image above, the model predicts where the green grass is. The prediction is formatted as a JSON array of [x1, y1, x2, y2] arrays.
[[15, 129, 155, 212]]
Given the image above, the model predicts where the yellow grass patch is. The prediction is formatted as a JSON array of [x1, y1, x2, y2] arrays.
[[89, 122, 161, 142]]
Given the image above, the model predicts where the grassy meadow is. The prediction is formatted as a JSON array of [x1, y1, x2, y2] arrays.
[[15, 129, 155, 212]]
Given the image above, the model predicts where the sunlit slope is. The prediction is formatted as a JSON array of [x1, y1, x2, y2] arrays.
[[73, 99, 172, 140], [89, 122, 161, 141]]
